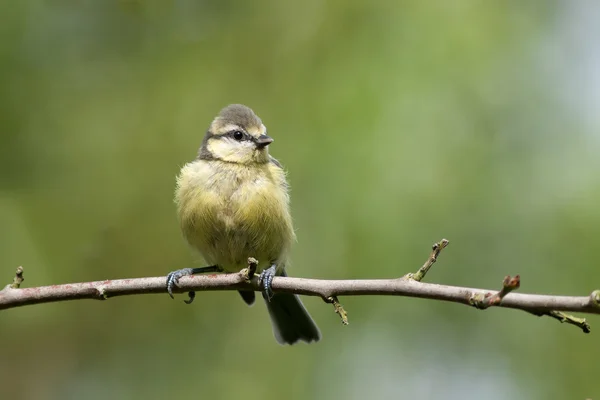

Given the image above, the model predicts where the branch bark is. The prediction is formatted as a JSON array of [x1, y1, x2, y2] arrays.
[[2, 240, 599, 334]]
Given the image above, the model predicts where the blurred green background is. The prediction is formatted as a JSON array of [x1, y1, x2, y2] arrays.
[[1, 1, 600, 399]]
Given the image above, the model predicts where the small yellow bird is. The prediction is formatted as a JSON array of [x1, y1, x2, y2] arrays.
[[167, 104, 320, 345]]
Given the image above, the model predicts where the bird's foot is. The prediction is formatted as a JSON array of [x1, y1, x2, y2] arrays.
[[259, 265, 276, 302], [166, 265, 220, 303]]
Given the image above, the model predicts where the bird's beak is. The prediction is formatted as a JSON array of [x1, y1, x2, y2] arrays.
[[255, 134, 274, 148]]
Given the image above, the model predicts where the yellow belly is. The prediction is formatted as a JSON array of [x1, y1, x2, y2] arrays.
[[176, 160, 294, 272]]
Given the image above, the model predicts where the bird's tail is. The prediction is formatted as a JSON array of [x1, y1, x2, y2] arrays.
[[263, 292, 321, 345]]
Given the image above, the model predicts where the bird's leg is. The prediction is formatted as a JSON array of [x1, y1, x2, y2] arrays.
[[259, 264, 277, 302], [166, 265, 221, 301]]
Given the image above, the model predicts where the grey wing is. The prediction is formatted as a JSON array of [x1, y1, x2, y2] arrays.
[[269, 156, 289, 191], [269, 156, 284, 169]]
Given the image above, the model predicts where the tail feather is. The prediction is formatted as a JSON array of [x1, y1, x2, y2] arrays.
[[263, 292, 321, 345], [238, 290, 256, 305]]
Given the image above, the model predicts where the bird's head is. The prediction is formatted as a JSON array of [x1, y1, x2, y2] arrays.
[[199, 104, 273, 164]]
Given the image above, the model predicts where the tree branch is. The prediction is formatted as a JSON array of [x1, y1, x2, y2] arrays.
[[2, 240, 599, 334]]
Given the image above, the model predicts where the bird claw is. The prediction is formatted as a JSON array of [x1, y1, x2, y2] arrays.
[[259, 265, 277, 302], [166, 266, 221, 302], [184, 291, 196, 304], [166, 268, 196, 299]]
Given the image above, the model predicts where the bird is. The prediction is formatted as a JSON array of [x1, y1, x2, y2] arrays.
[[167, 104, 321, 345]]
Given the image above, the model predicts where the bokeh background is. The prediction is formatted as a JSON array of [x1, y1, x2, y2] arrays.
[[1, 1, 600, 399]]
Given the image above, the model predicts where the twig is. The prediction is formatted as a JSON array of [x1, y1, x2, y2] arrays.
[[1, 271, 598, 313], [530, 310, 591, 334], [469, 275, 591, 334], [8, 266, 24, 289], [240, 257, 259, 281], [325, 296, 348, 325], [404, 239, 449, 282], [2, 241, 599, 335]]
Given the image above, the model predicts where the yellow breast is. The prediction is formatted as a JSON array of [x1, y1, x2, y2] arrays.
[[175, 160, 295, 272]]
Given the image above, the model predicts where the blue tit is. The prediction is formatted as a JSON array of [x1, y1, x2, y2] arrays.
[[167, 104, 320, 345]]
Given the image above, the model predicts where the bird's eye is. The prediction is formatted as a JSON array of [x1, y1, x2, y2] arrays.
[[232, 131, 244, 141]]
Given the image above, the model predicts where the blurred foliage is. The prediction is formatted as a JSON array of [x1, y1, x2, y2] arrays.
[[1, 1, 600, 399]]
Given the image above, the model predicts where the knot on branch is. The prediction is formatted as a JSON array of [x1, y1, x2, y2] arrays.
[[469, 275, 520, 309]]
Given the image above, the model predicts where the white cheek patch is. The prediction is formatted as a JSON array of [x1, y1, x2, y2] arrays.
[[207, 137, 256, 163], [207, 138, 236, 158]]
